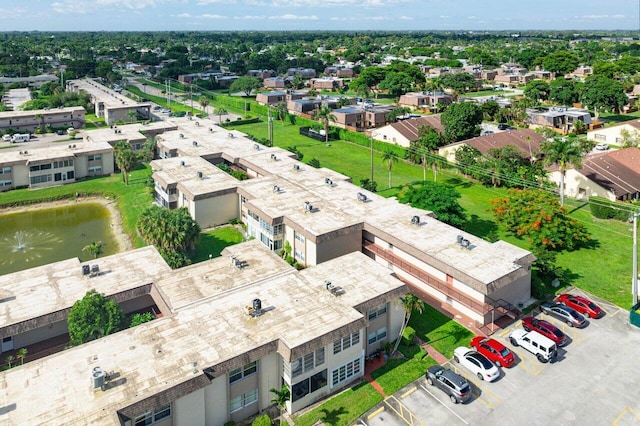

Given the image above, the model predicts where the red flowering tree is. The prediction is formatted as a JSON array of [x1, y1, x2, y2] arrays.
[[491, 189, 592, 275]]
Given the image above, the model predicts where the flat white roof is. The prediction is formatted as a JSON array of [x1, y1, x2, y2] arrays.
[[0, 248, 404, 424], [0, 140, 113, 165]]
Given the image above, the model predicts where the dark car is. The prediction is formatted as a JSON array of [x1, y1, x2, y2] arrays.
[[557, 293, 603, 319], [470, 336, 515, 368], [540, 301, 587, 328], [425, 365, 471, 404], [521, 317, 567, 347], [497, 123, 509, 130], [56, 129, 65, 135]]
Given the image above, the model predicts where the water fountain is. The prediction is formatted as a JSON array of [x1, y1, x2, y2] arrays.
[[13, 230, 27, 251]]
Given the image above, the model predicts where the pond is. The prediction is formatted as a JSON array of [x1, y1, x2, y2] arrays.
[[0, 203, 119, 276]]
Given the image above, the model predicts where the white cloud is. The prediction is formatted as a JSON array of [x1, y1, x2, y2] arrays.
[[266, 0, 409, 7], [467, 15, 476, 20], [268, 14, 319, 20], [197, 0, 236, 4], [398, 16, 412, 20], [201, 13, 226, 19], [175, 12, 192, 18], [235, 15, 266, 20], [51, 0, 185, 14]]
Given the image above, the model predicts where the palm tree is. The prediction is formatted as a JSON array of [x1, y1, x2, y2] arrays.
[[34, 114, 45, 134], [541, 136, 587, 206], [270, 385, 290, 425], [83, 241, 104, 259], [216, 107, 228, 124], [391, 293, 425, 355], [381, 150, 399, 188], [315, 105, 337, 143], [16, 348, 27, 365], [198, 96, 209, 115], [5, 355, 14, 369], [276, 103, 288, 126]]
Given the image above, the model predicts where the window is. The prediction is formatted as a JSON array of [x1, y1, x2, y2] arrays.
[[295, 231, 305, 243], [333, 331, 360, 354], [88, 154, 102, 161], [89, 166, 102, 175], [594, 134, 606, 142], [291, 347, 325, 378], [1, 167, 10, 174], [229, 361, 257, 384], [134, 404, 171, 426], [292, 369, 328, 402], [0, 180, 12, 187], [230, 389, 258, 413], [273, 224, 283, 236], [67, 171, 75, 180], [368, 327, 387, 344], [29, 163, 52, 172], [30, 174, 52, 185], [294, 249, 305, 262], [331, 358, 361, 387], [368, 303, 387, 321], [54, 172, 62, 182]]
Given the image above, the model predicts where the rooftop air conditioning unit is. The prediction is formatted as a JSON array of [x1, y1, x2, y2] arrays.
[[254, 144, 260, 150], [68, 145, 73, 149], [73, 144, 76, 148], [92, 367, 105, 390], [23, 151, 28, 155], [411, 215, 420, 225], [270, 154, 277, 161], [357, 192, 367, 202], [252, 298, 262, 312], [195, 122, 200, 127], [304, 201, 313, 212], [209, 128, 214, 133], [197, 171, 203, 179], [180, 160, 185, 167], [179, 133, 184, 139], [293, 164, 300, 171], [325, 178, 333, 186], [192, 141, 198, 146], [273, 185, 280, 193], [91, 264, 99, 276], [228, 133, 234, 138], [82, 265, 90, 276]]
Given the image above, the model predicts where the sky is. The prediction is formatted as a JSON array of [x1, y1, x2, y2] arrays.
[[0, 0, 638, 32]]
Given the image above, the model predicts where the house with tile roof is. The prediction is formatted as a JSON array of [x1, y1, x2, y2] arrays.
[[371, 115, 444, 147], [439, 129, 545, 163]]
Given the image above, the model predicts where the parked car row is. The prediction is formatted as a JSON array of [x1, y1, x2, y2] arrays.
[[425, 293, 604, 404]]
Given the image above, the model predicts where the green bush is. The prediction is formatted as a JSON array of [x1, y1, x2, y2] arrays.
[[220, 118, 262, 128], [129, 312, 155, 328], [224, 422, 236, 426], [251, 415, 272, 426], [589, 196, 635, 221], [402, 326, 416, 345]]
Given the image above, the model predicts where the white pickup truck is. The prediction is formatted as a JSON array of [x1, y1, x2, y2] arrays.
[[509, 328, 557, 363]]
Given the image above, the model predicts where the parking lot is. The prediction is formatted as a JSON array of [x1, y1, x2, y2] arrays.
[[362, 289, 640, 426]]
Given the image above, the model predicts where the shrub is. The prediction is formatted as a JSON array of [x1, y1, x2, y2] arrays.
[[589, 196, 635, 221], [224, 422, 236, 426], [251, 415, 271, 426], [229, 218, 242, 225], [402, 326, 416, 345], [129, 312, 155, 328]]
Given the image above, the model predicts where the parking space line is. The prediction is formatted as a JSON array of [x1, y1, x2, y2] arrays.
[[612, 406, 640, 426], [466, 376, 503, 409], [367, 407, 385, 419], [510, 347, 545, 376], [419, 385, 469, 425], [401, 386, 417, 399], [384, 395, 424, 426]]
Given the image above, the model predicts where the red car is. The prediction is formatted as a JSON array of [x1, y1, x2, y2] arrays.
[[521, 317, 567, 347], [557, 293, 603, 319], [470, 336, 515, 368]]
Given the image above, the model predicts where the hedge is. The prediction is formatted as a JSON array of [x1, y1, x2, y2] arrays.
[[402, 326, 416, 346], [220, 117, 263, 128], [589, 196, 637, 221]]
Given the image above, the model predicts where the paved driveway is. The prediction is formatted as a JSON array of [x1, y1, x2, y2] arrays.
[[362, 289, 640, 426]]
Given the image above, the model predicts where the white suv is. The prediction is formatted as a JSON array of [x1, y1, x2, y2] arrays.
[[509, 328, 557, 363]]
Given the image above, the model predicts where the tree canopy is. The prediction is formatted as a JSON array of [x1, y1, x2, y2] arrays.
[[113, 141, 138, 185], [440, 102, 483, 142], [229, 76, 262, 96], [67, 290, 125, 346], [397, 182, 466, 227], [580, 75, 627, 119], [524, 80, 550, 102], [542, 51, 579, 76]]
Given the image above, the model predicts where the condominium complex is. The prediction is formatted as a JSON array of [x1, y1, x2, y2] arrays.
[[66, 78, 151, 126], [0, 107, 85, 133], [0, 241, 406, 425], [152, 119, 534, 328], [0, 140, 114, 191]]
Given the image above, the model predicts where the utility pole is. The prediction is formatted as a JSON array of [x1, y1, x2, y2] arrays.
[[190, 85, 193, 115], [268, 108, 274, 146], [633, 211, 640, 305]]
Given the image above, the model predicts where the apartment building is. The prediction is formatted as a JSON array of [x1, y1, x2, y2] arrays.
[[66, 78, 151, 126], [0, 140, 114, 191], [152, 120, 534, 329], [398, 92, 453, 110], [0, 241, 406, 425], [0, 107, 85, 133]]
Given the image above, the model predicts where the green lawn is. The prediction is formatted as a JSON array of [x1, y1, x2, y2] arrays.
[[372, 357, 436, 395], [407, 305, 475, 359], [125, 86, 203, 115], [293, 382, 383, 426], [190, 225, 244, 263], [84, 113, 107, 130]]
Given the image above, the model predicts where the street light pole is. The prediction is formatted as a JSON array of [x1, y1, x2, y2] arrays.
[[633, 211, 640, 305]]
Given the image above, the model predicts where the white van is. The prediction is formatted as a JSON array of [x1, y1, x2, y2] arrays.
[[2, 135, 11, 142], [11, 134, 31, 143]]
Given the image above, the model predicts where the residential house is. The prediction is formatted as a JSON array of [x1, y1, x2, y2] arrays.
[[310, 77, 344, 91], [247, 69, 276, 80], [548, 147, 640, 201], [587, 119, 640, 147], [371, 116, 444, 148], [439, 129, 545, 163], [286, 68, 317, 79], [526, 106, 592, 134], [398, 92, 453, 111], [263, 77, 289, 89], [324, 66, 354, 78]]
